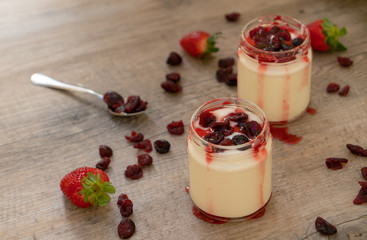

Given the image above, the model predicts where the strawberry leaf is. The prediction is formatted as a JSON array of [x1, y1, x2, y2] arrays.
[[321, 18, 347, 51]]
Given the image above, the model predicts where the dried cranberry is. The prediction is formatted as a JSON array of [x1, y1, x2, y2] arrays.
[[167, 120, 185, 135], [338, 85, 350, 96], [135, 99, 148, 112], [326, 83, 340, 93], [220, 138, 234, 146], [166, 72, 181, 83], [225, 12, 240, 22], [346, 144, 367, 157], [277, 29, 291, 41], [120, 199, 133, 217], [198, 111, 216, 128], [292, 37, 304, 47], [114, 105, 125, 113], [239, 121, 262, 139], [203, 131, 224, 144], [118, 219, 135, 239], [96, 157, 111, 171], [251, 27, 271, 45], [216, 68, 230, 82], [154, 139, 171, 154], [232, 134, 249, 145], [134, 139, 152, 152], [218, 58, 235, 68], [124, 164, 143, 180], [353, 181, 367, 205], [269, 26, 281, 35], [362, 167, 367, 181], [117, 193, 129, 206], [103, 91, 124, 109], [124, 96, 140, 113], [99, 145, 113, 158], [225, 112, 248, 122], [161, 81, 182, 93], [166, 52, 182, 65], [225, 73, 237, 86], [280, 43, 293, 51], [337, 57, 353, 67], [315, 217, 337, 235], [211, 120, 233, 136], [125, 131, 144, 142], [137, 154, 153, 166], [325, 158, 348, 170]]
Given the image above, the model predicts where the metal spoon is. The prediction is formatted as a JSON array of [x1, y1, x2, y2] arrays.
[[30, 73, 146, 116]]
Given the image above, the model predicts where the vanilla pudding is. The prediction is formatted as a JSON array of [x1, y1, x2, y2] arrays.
[[237, 15, 312, 123], [187, 98, 272, 219]]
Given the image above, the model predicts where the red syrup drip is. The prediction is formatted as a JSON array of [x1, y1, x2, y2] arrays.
[[185, 186, 190, 194], [282, 68, 290, 121], [253, 146, 268, 206], [306, 107, 317, 115], [257, 64, 267, 109], [300, 55, 310, 90], [270, 125, 302, 144]]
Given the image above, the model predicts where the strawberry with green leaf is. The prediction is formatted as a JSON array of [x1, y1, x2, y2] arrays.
[[307, 18, 347, 52], [180, 31, 221, 61], [60, 167, 115, 208]]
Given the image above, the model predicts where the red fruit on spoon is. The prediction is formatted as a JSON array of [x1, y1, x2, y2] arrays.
[[60, 167, 115, 208], [180, 31, 221, 61], [307, 18, 347, 51]]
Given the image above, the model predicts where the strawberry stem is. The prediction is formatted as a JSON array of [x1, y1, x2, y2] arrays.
[[200, 32, 222, 62], [321, 18, 347, 51]]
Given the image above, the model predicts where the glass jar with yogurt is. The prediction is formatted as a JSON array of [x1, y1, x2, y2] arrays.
[[187, 98, 272, 221], [237, 15, 312, 123]]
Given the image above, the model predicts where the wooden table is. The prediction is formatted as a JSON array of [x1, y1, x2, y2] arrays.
[[1, 0, 367, 239]]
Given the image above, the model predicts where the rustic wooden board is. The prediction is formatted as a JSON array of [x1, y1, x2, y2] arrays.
[[1, 0, 366, 239]]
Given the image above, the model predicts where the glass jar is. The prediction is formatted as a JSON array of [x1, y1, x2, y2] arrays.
[[187, 98, 272, 221], [237, 15, 312, 124]]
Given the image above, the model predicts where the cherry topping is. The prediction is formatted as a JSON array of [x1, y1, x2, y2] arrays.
[[154, 139, 171, 154], [239, 121, 262, 139], [166, 72, 181, 83], [346, 144, 367, 157], [167, 120, 185, 135], [232, 134, 249, 145], [166, 52, 182, 65], [198, 111, 216, 128], [204, 131, 224, 144], [124, 164, 143, 180], [325, 158, 348, 170], [225, 112, 248, 122], [99, 145, 113, 158], [315, 217, 337, 235], [337, 56, 353, 67], [118, 219, 136, 239], [96, 157, 111, 171], [225, 12, 240, 22], [161, 81, 182, 93], [326, 83, 340, 93], [133, 139, 152, 152], [353, 181, 367, 205], [125, 131, 144, 142], [103, 91, 124, 109], [137, 154, 153, 166], [338, 85, 350, 96]]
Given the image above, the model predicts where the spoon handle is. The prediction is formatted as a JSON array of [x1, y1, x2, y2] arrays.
[[30, 73, 103, 100]]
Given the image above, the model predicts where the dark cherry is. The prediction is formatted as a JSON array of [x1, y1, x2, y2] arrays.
[[137, 154, 153, 166], [292, 37, 304, 47], [198, 111, 216, 128], [166, 72, 181, 83], [315, 217, 337, 235], [218, 58, 235, 68], [117, 193, 129, 206], [166, 52, 182, 65], [225, 112, 248, 122], [338, 85, 350, 96], [124, 164, 143, 180], [118, 219, 136, 239], [203, 131, 224, 144], [133, 139, 152, 152], [103, 91, 124, 109], [125, 131, 144, 142], [154, 139, 171, 154], [346, 144, 367, 157], [353, 181, 367, 205], [337, 56, 353, 67], [232, 134, 249, 145], [326, 83, 340, 93], [167, 120, 185, 135], [99, 145, 113, 158], [325, 158, 348, 170], [96, 157, 111, 171], [225, 73, 237, 86], [124, 96, 141, 113], [239, 121, 262, 139], [225, 12, 240, 22], [161, 81, 182, 93], [120, 199, 133, 217]]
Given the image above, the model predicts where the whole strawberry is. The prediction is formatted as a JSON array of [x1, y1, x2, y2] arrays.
[[60, 167, 115, 208], [180, 31, 221, 61], [307, 18, 347, 51]]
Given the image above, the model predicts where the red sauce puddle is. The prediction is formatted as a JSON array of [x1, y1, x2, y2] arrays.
[[270, 125, 302, 144], [306, 107, 317, 115]]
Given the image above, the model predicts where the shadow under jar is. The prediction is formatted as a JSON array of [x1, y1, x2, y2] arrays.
[[237, 15, 312, 124], [187, 98, 272, 221]]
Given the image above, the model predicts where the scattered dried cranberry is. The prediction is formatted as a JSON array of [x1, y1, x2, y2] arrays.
[[103, 91, 124, 109], [337, 57, 353, 67], [232, 134, 249, 145], [134, 139, 152, 152], [203, 131, 224, 144], [218, 58, 235, 68], [346, 144, 367, 157], [225, 12, 240, 22], [362, 167, 367, 181], [137, 154, 153, 166], [124, 96, 141, 113], [161, 81, 182, 93], [199, 111, 216, 127], [338, 85, 350, 96], [125, 131, 144, 142], [167, 120, 185, 135], [124, 164, 143, 180], [325, 158, 348, 170], [326, 83, 340, 93], [154, 139, 171, 154], [117, 193, 129, 206], [166, 72, 181, 83], [225, 73, 237, 86], [216, 68, 228, 82], [96, 157, 111, 171], [166, 52, 182, 65], [353, 181, 367, 205], [120, 199, 133, 217], [220, 138, 234, 146], [225, 112, 248, 122], [315, 217, 337, 235], [118, 219, 136, 239], [135, 99, 148, 112], [99, 145, 113, 158], [239, 121, 262, 139]]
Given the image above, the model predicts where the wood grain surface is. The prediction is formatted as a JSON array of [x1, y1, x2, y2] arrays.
[[1, 0, 367, 239]]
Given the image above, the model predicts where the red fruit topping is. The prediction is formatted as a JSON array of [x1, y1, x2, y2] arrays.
[[103, 91, 124, 109], [315, 217, 337, 235], [154, 139, 171, 154], [220, 138, 234, 146], [198, 111, 216, 127], [225, 12, 240, 22], [117, 193, 129, 206], [326, 83, 340, 93], [124, 164, 143, 180], [225, 73, 237, 86], [203, 131, 224, 144], [239, 121, 262, 139], [353, 181, 367, 205], [338, 85, 350, 96], [346, 144, 367, 157], [166, 52, 182, 65], [118, 219, 136, 239], [137, 154, 153, 166], [96, 157, 111, 171], [218, 58, 235, 68], [225, 112, 248, 122], [325, 157, 348, 170], [211, 120, 233, 136], [124, 96, 140, 113], [292, 37, 304, 47], [125, 131, 144, 142], [167, 120, 185, 135], [161, 81, 182, 93], [232, 134, 249, 145], [120, 199, 133, 217], [362, 167, 367, 181], [166, 72, 181, 83], [337, 56, 353, 67], [99, 145, 113, 158], [133, 139, 152, 152]]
